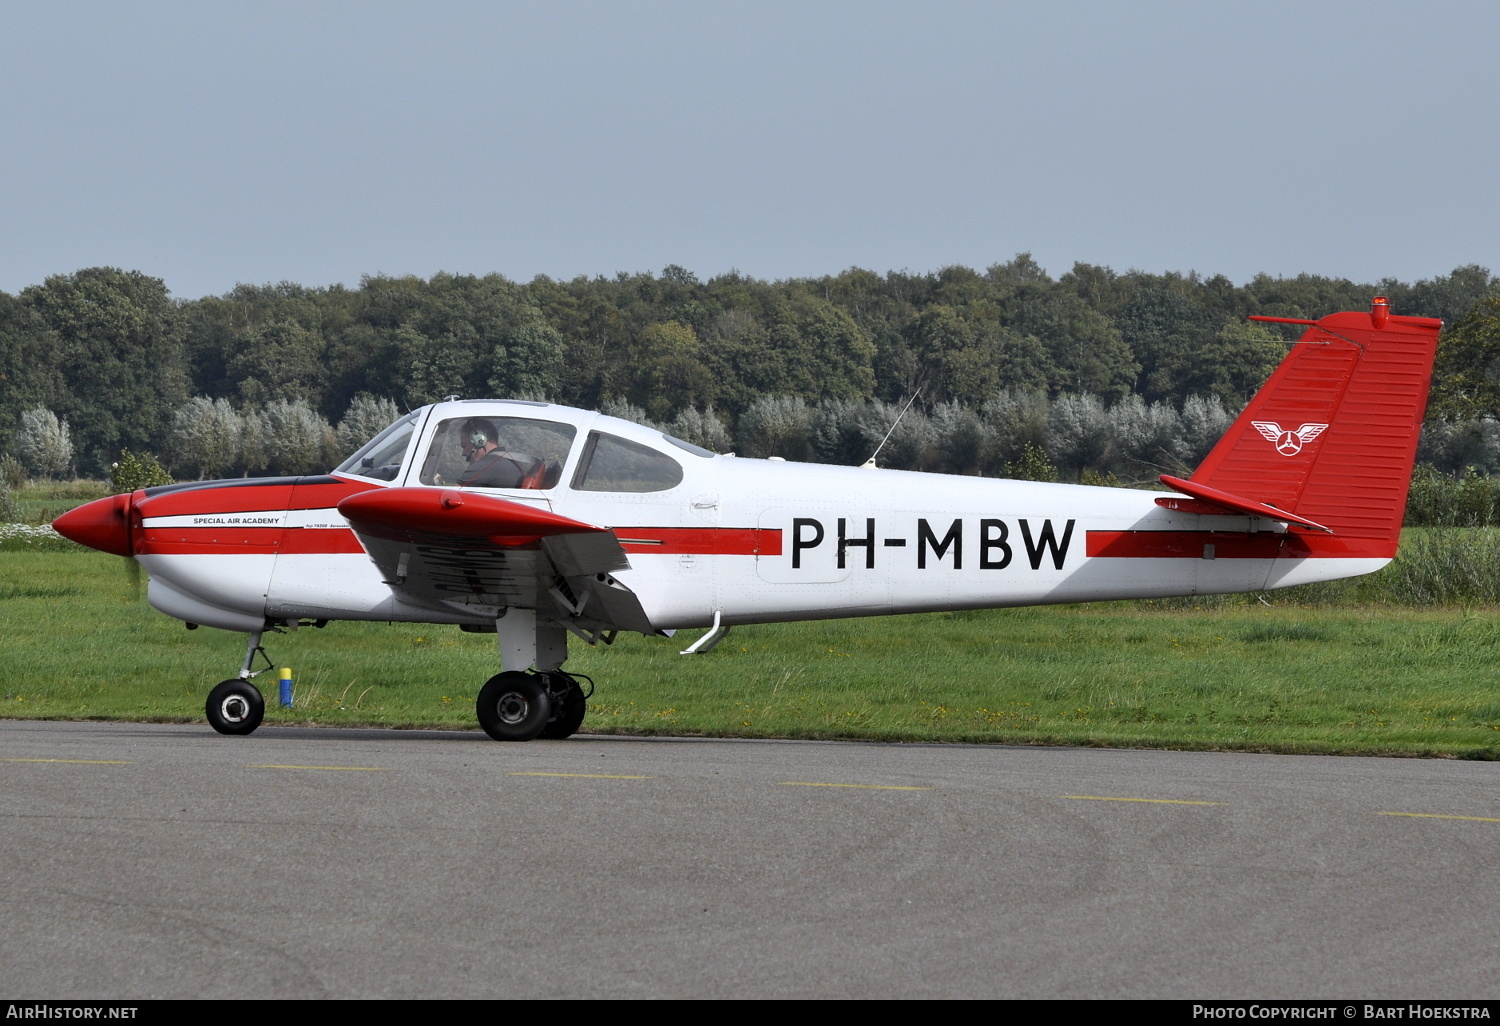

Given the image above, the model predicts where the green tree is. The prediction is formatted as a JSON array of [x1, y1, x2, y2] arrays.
[[16, 406, 73, 479], [110, 450, 173, 492], [396, 325, 474, 408], [335, 394, 402, 457], [1116, 279, 1221, 403], [0, 293, 65, 458], [258, 398, 328, 476], [170, 397, 243, 479], [625, 321, 714, 420], [489, 312, 566, 400], [227, 320, 326, 407], [1430, 293, 1500, 418], [22, 268, 188, 473]]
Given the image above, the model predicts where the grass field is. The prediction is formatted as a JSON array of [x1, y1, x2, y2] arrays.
[[3, 544, 1499, 758]]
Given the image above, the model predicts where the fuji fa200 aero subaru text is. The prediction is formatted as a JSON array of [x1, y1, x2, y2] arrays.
[[54, 299, 1442, 741]]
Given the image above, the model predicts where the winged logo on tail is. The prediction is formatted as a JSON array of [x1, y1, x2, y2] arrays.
[[1252, 421, 1329, 456]]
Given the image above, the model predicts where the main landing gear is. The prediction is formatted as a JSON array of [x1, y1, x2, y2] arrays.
[[203, 614, 593, 742], [476, 609, 592, 742], [476, 669, 592, 742], [205, 630, 274, 735]]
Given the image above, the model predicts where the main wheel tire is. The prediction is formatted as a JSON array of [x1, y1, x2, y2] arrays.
[[538, 674, 586, 740], [206, 679, 265, 736], [476, 671, 552, 742]]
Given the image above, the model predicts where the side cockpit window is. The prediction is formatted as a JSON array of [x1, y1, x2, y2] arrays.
[[571, 431, 684, 492], [419, 416, 577, 489], [335, 413, 419, 481]]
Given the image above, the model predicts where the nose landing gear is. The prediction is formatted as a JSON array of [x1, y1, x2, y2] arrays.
[[205, 630, 274, 736]]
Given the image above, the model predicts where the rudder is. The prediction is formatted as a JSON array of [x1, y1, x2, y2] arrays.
[[1184, 298, 1443, 558]]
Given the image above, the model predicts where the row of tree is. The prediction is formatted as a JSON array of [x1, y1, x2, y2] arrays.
[[10, 387, 1498, 491], [7, 390, 1237, 484], [3, 262, 1498, 476], [12, 396, 398, 481]]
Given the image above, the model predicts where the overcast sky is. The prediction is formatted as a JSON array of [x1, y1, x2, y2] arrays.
[[2, 1, 1496, 299]]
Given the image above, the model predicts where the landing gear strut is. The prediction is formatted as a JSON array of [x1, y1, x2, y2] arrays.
[[539, 672, 589, 740], [476, 611, 590, 741], [205, 630, 272, 736]]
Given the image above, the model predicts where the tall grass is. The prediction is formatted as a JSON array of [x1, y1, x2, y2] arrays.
[[1405, 465, 1500, 527], [1385, 529, 1500, 605]]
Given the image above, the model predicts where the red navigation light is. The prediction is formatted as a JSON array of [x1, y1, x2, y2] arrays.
[[1371, 295, 1391, 329]]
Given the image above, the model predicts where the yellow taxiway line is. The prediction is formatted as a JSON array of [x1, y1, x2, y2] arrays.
[[778, 782, 931, 791], [247, 764, 385, 771], [1376, 811, 1500, 823], [509, 772, 653, 779], [1061, 795, 1224, 805], [3, 758, 133, 765]]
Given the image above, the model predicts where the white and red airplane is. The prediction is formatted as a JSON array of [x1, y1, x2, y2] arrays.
[[54, 299, 1441, 741]]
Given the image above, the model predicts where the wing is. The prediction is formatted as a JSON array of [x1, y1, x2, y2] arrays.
[[1251, 421, 1282, 441], [337, 487, 657, 635], [1295, 423, 1329, 443]]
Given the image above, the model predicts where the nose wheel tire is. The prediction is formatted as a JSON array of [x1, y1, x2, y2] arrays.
[[476, 671, 552, 742], [206, 679, 265, 736]]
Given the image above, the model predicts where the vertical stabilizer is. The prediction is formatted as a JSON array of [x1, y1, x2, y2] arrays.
[[1182, 299, 1442, 558]]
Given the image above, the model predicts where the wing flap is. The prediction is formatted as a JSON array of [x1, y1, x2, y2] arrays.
[[336, 487, 653, 632]]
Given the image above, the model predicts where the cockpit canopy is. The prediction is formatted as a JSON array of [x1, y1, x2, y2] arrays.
[[334, 402, 711, 492]]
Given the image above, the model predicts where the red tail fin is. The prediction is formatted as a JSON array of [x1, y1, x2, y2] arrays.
[[1183, 299, 1442, 558]]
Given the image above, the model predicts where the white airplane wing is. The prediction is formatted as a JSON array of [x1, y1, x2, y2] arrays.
[[337, 487, 657, 635]]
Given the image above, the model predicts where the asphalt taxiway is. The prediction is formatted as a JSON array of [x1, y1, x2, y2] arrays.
[[1, 719, 1497, 998]]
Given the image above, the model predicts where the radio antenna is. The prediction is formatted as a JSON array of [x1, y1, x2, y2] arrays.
[[862, 390, 921, 469]]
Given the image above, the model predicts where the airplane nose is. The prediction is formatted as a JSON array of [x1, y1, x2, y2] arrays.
[[53, 493, 135, 556]]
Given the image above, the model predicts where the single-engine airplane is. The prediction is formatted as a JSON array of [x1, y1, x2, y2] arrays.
[[54, 299, 1442, 741]]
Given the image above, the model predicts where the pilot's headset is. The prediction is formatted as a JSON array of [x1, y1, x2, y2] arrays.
[[463, 419, 495, 452]]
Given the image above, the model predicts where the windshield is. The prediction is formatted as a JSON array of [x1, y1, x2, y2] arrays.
[[419, 416, 577, 489], [335, 412, 419, 481]]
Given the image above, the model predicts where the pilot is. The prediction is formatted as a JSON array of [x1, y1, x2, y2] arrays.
[[457, 419, 537, 488]]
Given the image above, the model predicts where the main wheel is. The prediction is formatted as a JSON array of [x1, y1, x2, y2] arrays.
[[538, 673, 587, 740], [206, 679, 265, 736], [476, 671, 552, 742]]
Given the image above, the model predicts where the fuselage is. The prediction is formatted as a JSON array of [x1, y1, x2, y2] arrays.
[[80, 399, 1386, 635]]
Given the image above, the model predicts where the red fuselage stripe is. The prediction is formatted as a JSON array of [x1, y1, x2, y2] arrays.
[[616, 527, 782, 556], [138, 526, 1387, 560], [136, 525, 784, 557], [139, 528, 367, 555], [1085, 531, 1393, 559]]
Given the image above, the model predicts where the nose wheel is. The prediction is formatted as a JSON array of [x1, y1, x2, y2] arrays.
[[206, 679, 265, 735], [204, 628, 275, 736]]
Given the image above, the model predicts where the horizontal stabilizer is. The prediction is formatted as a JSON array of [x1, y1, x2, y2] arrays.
[[338, 488, 604, 545], [1157, 474, 1332, 533]]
